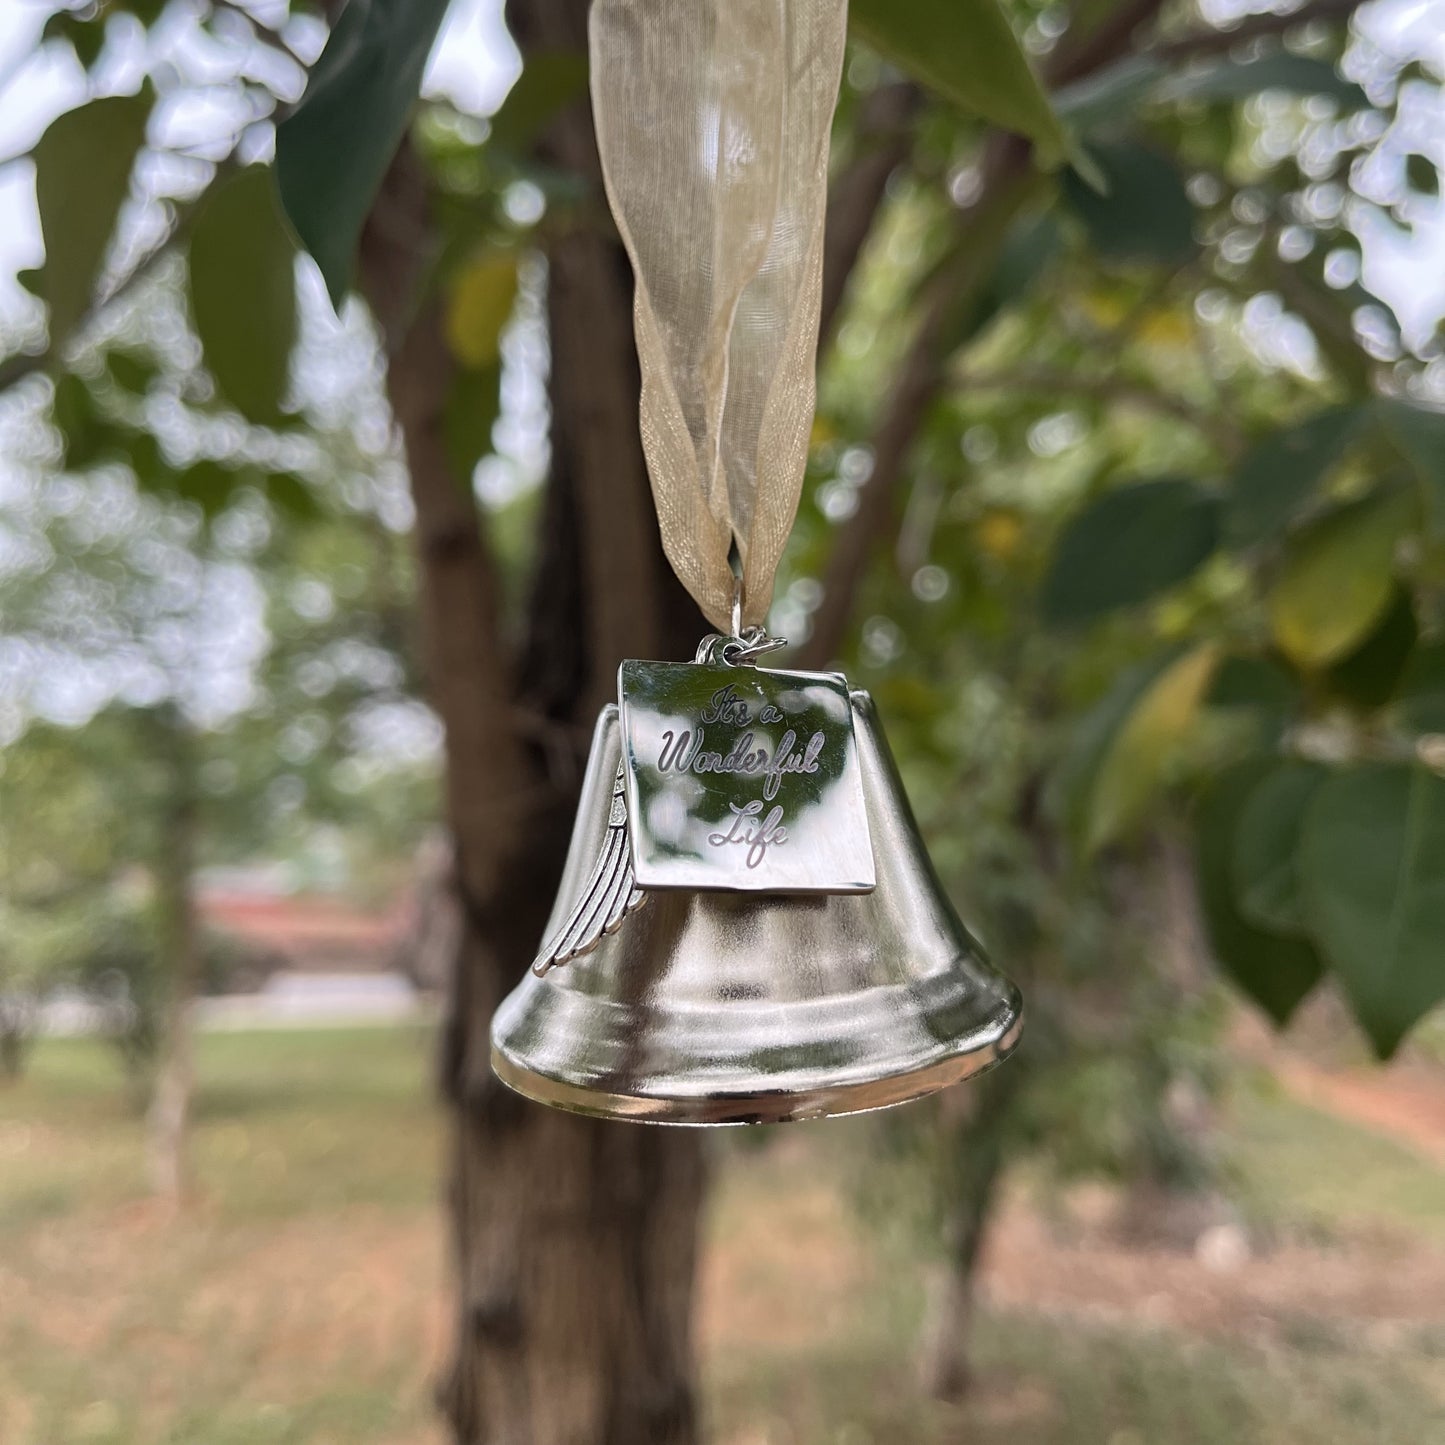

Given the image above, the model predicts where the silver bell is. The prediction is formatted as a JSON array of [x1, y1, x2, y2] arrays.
[[490, 684, 1022, 1125]]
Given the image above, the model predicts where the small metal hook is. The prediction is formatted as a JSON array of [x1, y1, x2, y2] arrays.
[[731, 629, 787, 664], [693, 575, 786, 666], [693, 627, 787, 668]]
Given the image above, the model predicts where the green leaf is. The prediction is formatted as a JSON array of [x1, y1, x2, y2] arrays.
[[1194, 758, 1324, 1026], [1232, 760, 1328, 934], [1323, 586, 1418, 710], [127, 430, 163, 485], [264, 472, 323, 521], [105, 348, 159, 396], [128, 0, 171, 26], [1042, 477, 1219, 626], [988, 213, 1063, 304], [1061, 141, 1197, 266], [1161, 53, 1367, 110], [486, 51, 590, 155], [1406, 152, 1439, 197], [943, 212, 1063, 350], [50, 370, 94, 454], [444, 251, 518, 368], [1204, 653, 1300, 750], [1088, 643, 1218, 852], [43, 10, 107, 68], [1206, 654, 1299, 724], [275, 0, 453, 306], [444, 361, 502, 482], [52, 371, 131, 469], [1299, 763, 1445, 1057], [1269, 489, 1414, 669], [1054, 57, 1161, 133], [434, 248, 517, 480], [32, 92, 152, 348], [1059, 650, 1176, 841], [1398, 641, 1445, 735], [1057, 51, 1367, 132], [174, 458, 243, 518], [1375, 397, 1445, 532], [187, 166, 298, 426], [849, 0, 1070, 165], [1059, 643, 1219, 854], [1225, 406, 1361, 546]]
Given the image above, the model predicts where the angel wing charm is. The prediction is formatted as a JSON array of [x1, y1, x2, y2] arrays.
[[532, 763, 647, 974]]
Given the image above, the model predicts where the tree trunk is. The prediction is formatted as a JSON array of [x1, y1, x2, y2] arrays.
[[146, 721, 200, 1203], [361, 5, 710, 1437], [0, 1005, 31, 1081], [916, 1063, 1020, 1401], [1113, 835, 1226, 1250]]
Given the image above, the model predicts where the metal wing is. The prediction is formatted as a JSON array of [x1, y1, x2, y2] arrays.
[[532, 763, 647, 975]]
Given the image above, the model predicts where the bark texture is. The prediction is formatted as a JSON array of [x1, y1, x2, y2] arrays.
[[360, 3, 709, 1439], [0, 1000, 34, 1081], [916, 1067, 1019, 1400], [146, 718, 200, 1203]]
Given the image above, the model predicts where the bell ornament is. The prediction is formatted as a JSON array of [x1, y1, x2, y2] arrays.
[[490, 688, 1022, 1125]]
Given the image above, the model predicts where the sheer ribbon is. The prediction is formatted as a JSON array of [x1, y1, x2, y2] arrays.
[[590, 0, 847, 632]]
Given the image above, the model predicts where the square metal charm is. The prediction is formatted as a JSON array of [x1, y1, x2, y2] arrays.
[[618, 658, 876, 893]]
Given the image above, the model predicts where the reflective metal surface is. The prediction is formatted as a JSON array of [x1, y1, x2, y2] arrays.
[[619, 657, 874, 893], [491, 692, 1023, 1125]]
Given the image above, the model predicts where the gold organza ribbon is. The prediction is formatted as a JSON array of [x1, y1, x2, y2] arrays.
[[590, 0, 848, 632]]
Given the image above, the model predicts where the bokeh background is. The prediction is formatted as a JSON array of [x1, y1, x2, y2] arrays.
[[3, 1, 1445, 1442]]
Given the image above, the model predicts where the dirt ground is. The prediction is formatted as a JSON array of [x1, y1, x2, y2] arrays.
[[967, 1030, 1445, 1342], [4, 1023, 1444, 1445], [704, 1156, 1445, 1363]]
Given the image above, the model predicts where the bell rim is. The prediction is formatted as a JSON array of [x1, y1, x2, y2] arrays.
[[489, 990, 1023, 1127]]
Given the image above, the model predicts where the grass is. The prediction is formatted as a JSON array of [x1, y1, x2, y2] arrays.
[[0, 1028, 441, 1224], [0, 1028, 445, 1445], [1226, 1073, 1445, 1245], [705, 1128, 1445, 1445], [1, 1028, 1443, 1445], [709, 1310, 1445, 1445]]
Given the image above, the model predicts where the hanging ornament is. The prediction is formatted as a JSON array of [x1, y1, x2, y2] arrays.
[[491, 0, 1022, 1124]]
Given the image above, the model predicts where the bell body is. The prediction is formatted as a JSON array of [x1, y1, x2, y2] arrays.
[[490, 692, 1022, 1125]]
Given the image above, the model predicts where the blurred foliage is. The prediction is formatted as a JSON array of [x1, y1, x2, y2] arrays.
[[778, 1, 1445, 1065], [1, 5, 437, 1079], [2, 0, 1444, 1211], [849, 0, 1072, 166]]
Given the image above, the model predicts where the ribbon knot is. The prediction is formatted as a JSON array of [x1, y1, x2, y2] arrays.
[[590, 0, 848, 632]]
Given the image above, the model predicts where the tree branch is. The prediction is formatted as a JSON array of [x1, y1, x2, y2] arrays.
[[799, 0, 1195, 668], [0, 167, 221, 396], [952, 364, 1242, 454], [820, 81, 921, 345], [797, 134, 1037, 669], [796, 0, 1364, 665], [357, 138, 534, 903], [1149, 0, 1363, 65], [1046, 0, 1169, 88]]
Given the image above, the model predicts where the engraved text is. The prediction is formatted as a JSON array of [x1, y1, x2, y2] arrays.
[[657, 726, 825, 801], [708, 800, 789, 868]]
